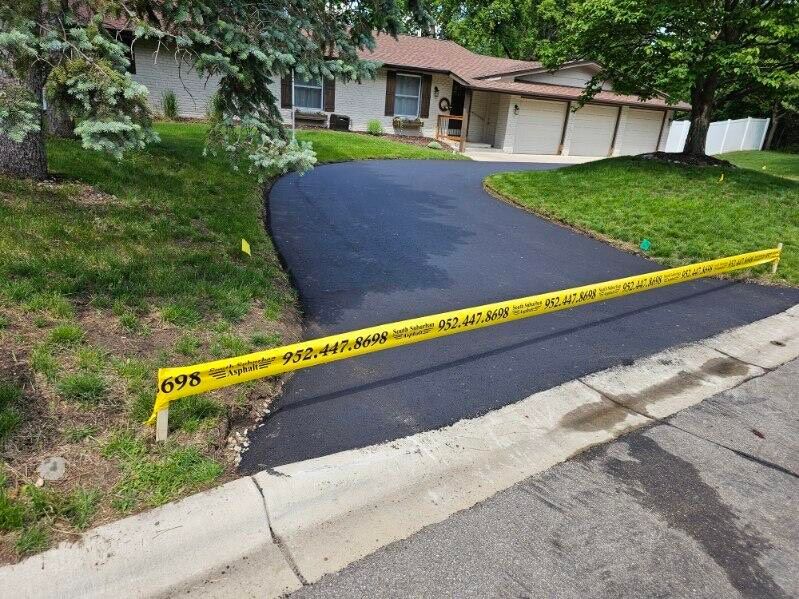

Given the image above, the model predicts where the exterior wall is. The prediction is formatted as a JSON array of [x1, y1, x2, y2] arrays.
[[494, 95, 519, 152], [657, 110, 674, 152], [466, 90, 498, 143], [133, 46, 452, 138], [518, 66, 614, 91], [311, 69, 452, 138], [133, 40, 221, 118]]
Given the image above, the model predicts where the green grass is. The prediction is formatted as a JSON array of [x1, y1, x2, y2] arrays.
[[57, 372, 107, 404], [49, 323, 85, 345], [296, 129, 467, 163], [0, 122, 463, 557], [721, 150, 799, 181], [102, 432, 222, 512], [0, 381, 22, 444], [0, 122, 289, 322], [486, 156, 798, 285]]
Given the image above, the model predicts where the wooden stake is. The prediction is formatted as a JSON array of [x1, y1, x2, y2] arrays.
[[156, 408, 169, 442], [772, 243, 783, 274]]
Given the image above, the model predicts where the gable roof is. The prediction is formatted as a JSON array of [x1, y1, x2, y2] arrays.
[[360, 34, 689, 110]]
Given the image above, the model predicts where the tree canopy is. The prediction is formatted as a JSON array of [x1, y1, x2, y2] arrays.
[[0, 0, 431, 179]]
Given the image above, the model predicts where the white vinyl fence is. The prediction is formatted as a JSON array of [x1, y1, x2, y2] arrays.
[[665, 117, 770, 154]]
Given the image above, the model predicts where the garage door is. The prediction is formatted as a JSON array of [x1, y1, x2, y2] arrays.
[[618, 108, 665, 155], [514, 99, 567, 154], [568, 104, 618, 156]]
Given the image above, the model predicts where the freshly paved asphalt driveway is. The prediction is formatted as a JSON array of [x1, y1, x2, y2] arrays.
[[239, 160, 799, 471]]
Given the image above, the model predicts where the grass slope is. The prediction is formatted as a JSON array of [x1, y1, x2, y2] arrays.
[[486, 156, 797, 286], [0, 122, 458, 561], [720, 150, 799, 181], [297, 129, 466, 162]]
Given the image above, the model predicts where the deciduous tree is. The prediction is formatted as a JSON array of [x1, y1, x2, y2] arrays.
[[536, 0, 798, 155]]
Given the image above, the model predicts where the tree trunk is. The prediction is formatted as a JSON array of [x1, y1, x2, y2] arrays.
[[764, 103, 781, 150], [683, 74, 719, 156], [46, 99, 75, 139], [0, 66, 48, 180]]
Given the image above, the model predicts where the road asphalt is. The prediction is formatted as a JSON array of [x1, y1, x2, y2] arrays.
[[291, 358, 799, 599], [239, 160, 799, 471]]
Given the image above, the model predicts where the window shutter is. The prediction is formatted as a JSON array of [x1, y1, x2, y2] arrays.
[[281, 76, 292, 108], [384, 70, 396, 116], [419, 74, 432, 118], [323, 77, 335, 112]]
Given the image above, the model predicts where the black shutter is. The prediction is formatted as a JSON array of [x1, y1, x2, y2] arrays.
[[323, 77, 335, 112], [419, 74, 432, 118], [384, 70, 396, 116], [280, 76, 292, 108]]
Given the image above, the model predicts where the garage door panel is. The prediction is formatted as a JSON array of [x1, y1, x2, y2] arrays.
[[514, 99, 567, 155], [619, 108, 664, 155], [569, 105, 617, 156]]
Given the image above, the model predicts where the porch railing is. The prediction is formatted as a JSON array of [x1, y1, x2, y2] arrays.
[[436, 114, 464, 141]]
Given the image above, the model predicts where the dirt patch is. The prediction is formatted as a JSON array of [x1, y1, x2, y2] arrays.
[[639, 152, 735, 168]]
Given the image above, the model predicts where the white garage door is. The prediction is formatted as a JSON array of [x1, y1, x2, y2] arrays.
[[514, 99, 567, 154], [618, 108, 665, 155], [568, 104, 618, 156]]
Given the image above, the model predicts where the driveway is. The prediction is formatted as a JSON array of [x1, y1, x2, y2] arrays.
[[239, 160, 799, 471]]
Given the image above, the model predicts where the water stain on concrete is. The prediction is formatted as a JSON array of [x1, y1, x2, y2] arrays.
[[558, 400, 631, 433], [603, 435, 788, 598], [604, 357, 749, 417]]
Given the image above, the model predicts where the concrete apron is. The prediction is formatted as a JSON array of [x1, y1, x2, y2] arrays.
[[2, 305, 798, 598]]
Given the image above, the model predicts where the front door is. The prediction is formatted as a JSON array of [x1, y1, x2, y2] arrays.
[[450, 81, 466, 116], [448, 81, 466, 138]]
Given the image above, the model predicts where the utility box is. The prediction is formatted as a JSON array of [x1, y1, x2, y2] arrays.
[[329, 114, 351, 131]]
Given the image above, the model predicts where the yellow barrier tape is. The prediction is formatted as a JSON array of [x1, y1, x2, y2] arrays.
[[147, 247, 781, 423]]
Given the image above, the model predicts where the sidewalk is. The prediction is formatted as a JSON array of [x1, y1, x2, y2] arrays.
[[293, 358, 799, 598]]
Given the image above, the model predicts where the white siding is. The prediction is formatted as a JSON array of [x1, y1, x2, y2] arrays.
[[132, 47, 452, 138], [518, 66, 614, 91], [466, 90, 496, 143], [493, 95, 514, 152], [133, 40, 221, 118]]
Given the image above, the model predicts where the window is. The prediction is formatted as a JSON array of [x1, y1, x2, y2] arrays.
[[294, 74, 323, 110], [395, 74, 421, 117]]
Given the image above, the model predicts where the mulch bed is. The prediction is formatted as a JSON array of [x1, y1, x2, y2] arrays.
[[639, 152, 735, 167]]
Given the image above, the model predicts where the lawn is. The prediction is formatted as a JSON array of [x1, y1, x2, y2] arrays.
[[720, 150, 799, 181], [485, 155, 798, 286], [0, 121, 457, 561], [296, 129, 466, 162]]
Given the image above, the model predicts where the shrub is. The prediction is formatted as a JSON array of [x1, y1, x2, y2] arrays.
[[162, 91, 178, 120], [366, 119, 384, 136], [426, 141, 443, 150], [207, 92, 225, 121]]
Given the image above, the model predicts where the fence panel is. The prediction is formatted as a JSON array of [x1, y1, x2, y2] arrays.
[[665, 117, 770, 154]]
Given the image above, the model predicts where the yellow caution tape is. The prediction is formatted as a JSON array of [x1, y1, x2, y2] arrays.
[[147, 247, 781, 423]]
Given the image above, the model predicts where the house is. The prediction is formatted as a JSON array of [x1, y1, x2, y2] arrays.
[[129, 33, 689, 157]]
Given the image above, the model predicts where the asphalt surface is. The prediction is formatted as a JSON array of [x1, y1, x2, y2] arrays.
[[239, 160, 799, 471], [291, 359, 799, 598]]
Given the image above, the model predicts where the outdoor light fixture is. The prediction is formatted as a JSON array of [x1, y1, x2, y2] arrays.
[[513, 104, 519, 115], [434, 86, 439, 98]]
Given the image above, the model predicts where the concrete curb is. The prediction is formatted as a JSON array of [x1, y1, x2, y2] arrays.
[[2, 305, 797, 598]]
